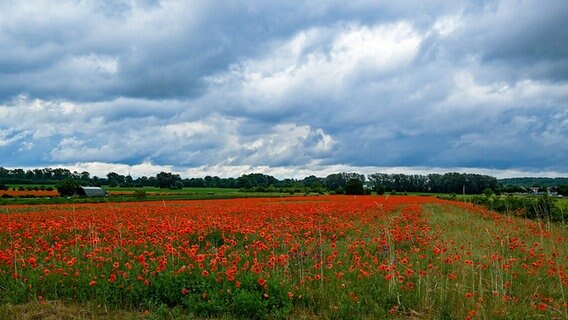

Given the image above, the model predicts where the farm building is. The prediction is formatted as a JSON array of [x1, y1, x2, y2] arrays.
[[77, 186, 107, 197]]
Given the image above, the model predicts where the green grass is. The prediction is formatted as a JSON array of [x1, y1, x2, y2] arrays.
[[557, 198, 568, 211], [0, 300, 148, 320], [5, 184, 55, 188], [417, 203, 568, 319], [104, 187, 240, 194], [0, 187, 295, 206]]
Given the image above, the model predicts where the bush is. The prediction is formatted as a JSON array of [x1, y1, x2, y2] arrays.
[[345, 179, 365, 195], [375, 185, 385, 195], [56, 179, 80, 197], [170, 181, 184, 190], [469, 194, 562, 222], [133, 190, 147, 200], [483, 188, 494, 197]]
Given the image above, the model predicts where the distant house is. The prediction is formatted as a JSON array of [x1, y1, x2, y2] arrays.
[[77, 186, 107, 197]]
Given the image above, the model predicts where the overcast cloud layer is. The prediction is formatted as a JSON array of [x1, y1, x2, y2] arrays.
[[1, 0, 567, 178]]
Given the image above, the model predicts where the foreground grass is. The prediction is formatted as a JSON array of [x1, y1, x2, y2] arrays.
[[420, 203, 567, 319], [0, 300, 148, 320]]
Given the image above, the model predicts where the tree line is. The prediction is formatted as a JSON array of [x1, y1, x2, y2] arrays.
[[0, 166, 524, 195]]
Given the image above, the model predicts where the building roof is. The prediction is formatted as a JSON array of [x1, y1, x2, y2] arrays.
[[78, 186, 107, 197]]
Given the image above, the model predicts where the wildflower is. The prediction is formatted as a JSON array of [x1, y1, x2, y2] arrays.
[[28, 257, 37, 268]]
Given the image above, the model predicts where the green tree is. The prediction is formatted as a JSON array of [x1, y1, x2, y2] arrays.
[[345, 179, 365, 195], [557, 185, 568, 196], [56, 179, 79, 197], [156, 172, 182, 189], [374, 184, 385, 195]]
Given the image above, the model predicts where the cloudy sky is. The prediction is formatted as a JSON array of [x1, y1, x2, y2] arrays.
[[1, 0, 567, 179]]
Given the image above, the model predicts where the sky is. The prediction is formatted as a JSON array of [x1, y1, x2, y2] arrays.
[[0, 0, 567, 179]]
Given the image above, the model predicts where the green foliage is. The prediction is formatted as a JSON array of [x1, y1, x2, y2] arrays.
[[237, 173, 278, 189], [469, 194, 564, 221], [499, 177, 568, 188], [170, 181, 184, 190], [483, 188, 494, 197], [345, 178, 365, 195], [56, 179, 79, 197], [156, 172, 182, 189], [324, 172, 365, 192], [369, 172, 499, 194], [374, 184, 385, 195], [133, 190, 147, 199]]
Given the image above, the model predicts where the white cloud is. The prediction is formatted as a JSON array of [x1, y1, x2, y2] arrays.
[[0, 128, 28, 147]]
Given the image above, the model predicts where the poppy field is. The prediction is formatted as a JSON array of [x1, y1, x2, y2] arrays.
[[0, 196, 566, 319]]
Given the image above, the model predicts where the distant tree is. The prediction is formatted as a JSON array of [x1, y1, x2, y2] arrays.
[[56, 179, 79, 197], [237, 173, 278, 189], [302, 175, 324, 188], [375, 184, 385, 195], [345, 179, 365, 195], [483, 188, 494, 197], [325, 172, 365, 192], [324, 173, 345, 191], [107, 172, 127, 187], [156, 172, 182, 189], [557, 185, 568, 196], [172, 180, 184, 190], [80, 171, 90, 181]]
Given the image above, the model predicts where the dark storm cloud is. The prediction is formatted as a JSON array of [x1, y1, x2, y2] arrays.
[[0, 0, 474, 102]]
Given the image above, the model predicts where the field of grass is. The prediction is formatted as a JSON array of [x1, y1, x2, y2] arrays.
[[0, 186, 295, 206], [558, 198, 568, 211], [0, 195, 566, 319], [104, 186, 240, 194]]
